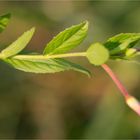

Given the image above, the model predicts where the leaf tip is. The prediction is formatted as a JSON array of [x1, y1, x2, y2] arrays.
[[30, 27, 36, 33], [87, 71, 92, 78], [82, 20, 89, 30], [81, 68, 92, 78]]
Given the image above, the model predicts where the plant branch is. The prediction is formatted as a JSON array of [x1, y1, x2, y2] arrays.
[[0, 52, 87, 60]]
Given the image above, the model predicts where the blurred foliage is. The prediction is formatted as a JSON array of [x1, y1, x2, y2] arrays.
[[0, 0, 140, 139]]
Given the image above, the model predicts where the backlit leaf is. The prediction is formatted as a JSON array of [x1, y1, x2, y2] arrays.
[[1, 27, 35, 58], [43, 21, 88, 55], [104, 33, 140, 55], [4, 58, 91, 76]]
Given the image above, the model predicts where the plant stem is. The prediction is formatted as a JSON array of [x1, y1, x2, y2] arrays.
[[101, 64, 129, 97], [101, 64, 140, 116], [3, 52, 87, 60]]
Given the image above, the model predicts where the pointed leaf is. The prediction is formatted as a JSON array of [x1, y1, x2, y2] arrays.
[[86, 43, 109, 66], [0, 13, 11, 33], [43, 21, 88, 55], [104, 33, 140, 55], [1, 27, 35, 58], [4, 58, 91, 76]]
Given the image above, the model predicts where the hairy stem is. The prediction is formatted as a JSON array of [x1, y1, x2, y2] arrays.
[[101, 64, 140, 116], [1, 52, 87, 60]]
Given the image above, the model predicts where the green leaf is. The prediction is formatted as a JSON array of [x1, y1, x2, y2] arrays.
[[125, 48, 137, 58], [43, 21, 88, 55], [104, 33, 140, 55], [4, 58, 91, 76], [1, 27, 35, 58], [86, 43, 109, 66], [0, 13, 11, 33]]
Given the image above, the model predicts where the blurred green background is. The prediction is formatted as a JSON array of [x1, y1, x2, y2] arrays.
[[0, 1, 140, 139]]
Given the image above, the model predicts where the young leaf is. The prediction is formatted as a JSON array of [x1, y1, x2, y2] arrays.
[[43, 21, 88, 55], [1, 27, 35, 58], [104, 33, 140, 55], [86, 43, 109, 66], [131, 48, 140, 57], [125, 48, 137, 58], [4, 58, 91, 76], [0, 13, 11, 33]]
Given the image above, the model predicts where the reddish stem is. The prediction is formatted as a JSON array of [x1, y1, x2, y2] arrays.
[[101, 64, 140, 116], [101, 64, 129, 98]]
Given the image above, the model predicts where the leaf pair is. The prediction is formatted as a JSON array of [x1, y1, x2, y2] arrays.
[[1, 20, 90, 76], [104, 33, 140, 59]]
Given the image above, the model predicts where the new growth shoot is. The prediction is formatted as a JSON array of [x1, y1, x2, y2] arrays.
[[0, 13, 140, 116]]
